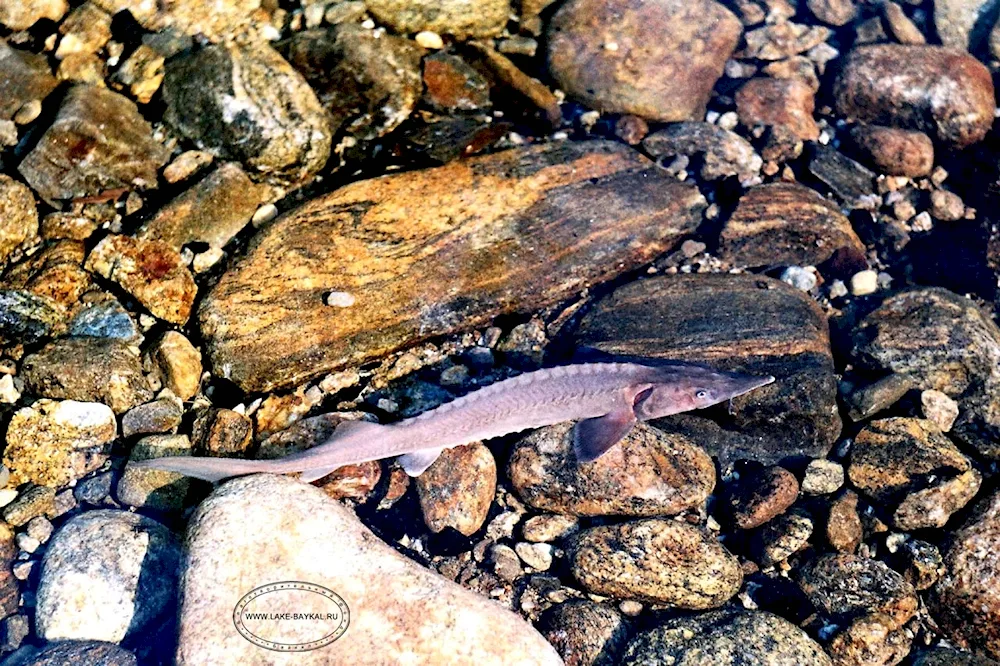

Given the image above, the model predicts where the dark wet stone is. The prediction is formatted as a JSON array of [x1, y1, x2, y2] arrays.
[[0, 641, 138, 666], [163, 41, 331, 185], [912, 648, 1000, 666], [0, 41, 58, 121], [575, 272, 841, 464], [719, 182, 866, 270], [749, 510, 814, 566], [0, 290, 62, 345], [281, 25, 422, 142], [122, 399, 184, 438], [641, 121, 761, 183], [851, 288, 1000, 459], [68, 299, 138, 340], [900, 539, 943, 590], [22, 338, 152, 413], [539, 600, 630, 666], [847, 373, 916, 422], [621, 609, 832, 666], [509, 422, 715, 517], [808, 144, 877, 210], [18, 85, 169, 203], [930, 489, 1000, 660]]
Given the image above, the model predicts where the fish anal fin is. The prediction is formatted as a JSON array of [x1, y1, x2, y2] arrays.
[[573, 407, 637, 463], [398, 448, 444, 476]]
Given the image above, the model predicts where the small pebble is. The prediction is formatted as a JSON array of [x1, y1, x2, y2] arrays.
[[252, 203, 279, 226], [619, 600, 643, 616], [11, 561, 34, 581], [849, 269, 878, 296], [515, 542, 554, 571], [828, 279, 848, 298], [802, 459, 845, 494], [1, 614, 29, 651], [414, 31, 444, 49], [325, 291, 356, 307], [522, 514, 579, 542], [910, 211, 933, 232], [13, 99, 42, 125], [0, 375, 20, 404], [920, 389, 959, 431], [15, 533, 39, 554], [491, 544, 522, 582], [25, 516, 53, 543], [930, 189, 964, 221], [780, 266, 818, 292]]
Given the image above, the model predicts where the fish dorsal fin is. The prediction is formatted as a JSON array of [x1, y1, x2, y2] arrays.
[[398, 448, 444, 476], [572, 407, 637, 463]]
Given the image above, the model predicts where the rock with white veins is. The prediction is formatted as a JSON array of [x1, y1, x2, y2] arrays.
[[176, 475, 562, 665]]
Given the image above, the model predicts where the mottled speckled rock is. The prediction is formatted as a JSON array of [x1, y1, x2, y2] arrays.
[[22, 338, 152, 413], [1, 641, 138, 666], [163, 41, 331, 185], [933, 0, 992, 50], [750, 510, 814, 566], [826, 490, 862, 553], [3, 400, 115, 488], [569, 519, 742, 607], [912, 648, 1000, 666], [848, 124, 934, 178], [177, 475, 562, 665], [18, 85, 168, 203], [930, 489, 1000, 660], [85, 235, 196, 325], [0, 523, 20, 619], [548, 0, 742, 122], [281, 25, 423, 141], [137, 163, 271, 253], [365, 0, 509, 37], [622, 610, 831, 665], [4, 240, 92, 311], [834, 45, 995, 149], [199, 141, 706, 392], [827, 613, 912, 666], [190, 408, 252, 456], [509, 421, 715, 517], [0, 290, 62, 345], [641, 122, 762, 183], [798, 554, 918, 628], [92, 0, 260, 41], [416, 443, 496, 536], [148, 331, 202, 401], [122, 398, 184, 438], [422, 52, 491, 112], [575, 273, 841, 464], [36, 511, 181, 642], [539, 600, 630, 666], [0, 174, 38, 265], [719, 182, 865, 269], [851, 288, 1000, 459]]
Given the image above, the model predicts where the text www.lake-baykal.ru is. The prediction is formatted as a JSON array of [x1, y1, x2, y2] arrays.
[[242, 612, 341, 621]]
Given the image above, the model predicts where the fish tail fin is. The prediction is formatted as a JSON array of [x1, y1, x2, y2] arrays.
[[131, 456, 285, 483]]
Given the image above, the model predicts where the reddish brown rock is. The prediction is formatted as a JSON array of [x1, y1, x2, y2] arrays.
[[416, 443, 496, 536], [826, 490, 862, 552], [834, 45, 995, 149], [422, 52, 491, 111], [4, 240, 91, 310], [931, 489, 1000, 660], [199, 141, 706, 392], [191, 408, 252, 456], [18, 85, 168, 203], [85, 235, 196, 325], [848, 124, 934, 177], [509, 421, 715, 517], [724, 466, 799, 529], [316, 462, 383, 501], [720, 182, 866, 269], [547, 0, 742, 122], [736, 77, 819, 141]]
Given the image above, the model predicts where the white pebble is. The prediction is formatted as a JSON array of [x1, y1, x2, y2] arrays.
[[414, 31, 444, 49], [325, 291, 356, 307], [780, 266, 817, 292], [252, 203, 278, 226], [828, 279, 848, 299], [849, 270, 878, 296], [0, 375, 20, 404]]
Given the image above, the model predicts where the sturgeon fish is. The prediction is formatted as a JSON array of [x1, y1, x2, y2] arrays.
[[136, 359, 774, 483]]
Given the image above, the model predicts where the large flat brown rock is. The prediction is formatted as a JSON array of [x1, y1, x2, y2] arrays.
[[199, 141, 705, 392], [574, 273, 841, 463]]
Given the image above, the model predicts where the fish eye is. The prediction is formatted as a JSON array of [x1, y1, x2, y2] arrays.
[[695, 389, 709, 399]]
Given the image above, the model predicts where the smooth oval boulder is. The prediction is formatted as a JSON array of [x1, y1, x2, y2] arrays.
[[575, 272, 841, 464], [622, 609, 832, 666], [833, 45, 995, 149], [176, 474, 562, 665], [509, 421, 715, 516], [547, 0, 742, 122], [199, 141, 706, 392], [568, 518, 742, 608], [931, 489, 1000, 660]]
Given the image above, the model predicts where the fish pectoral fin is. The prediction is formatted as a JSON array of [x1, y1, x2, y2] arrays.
[[398, 448, 444, 476], [573, 407, 637, 463]]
